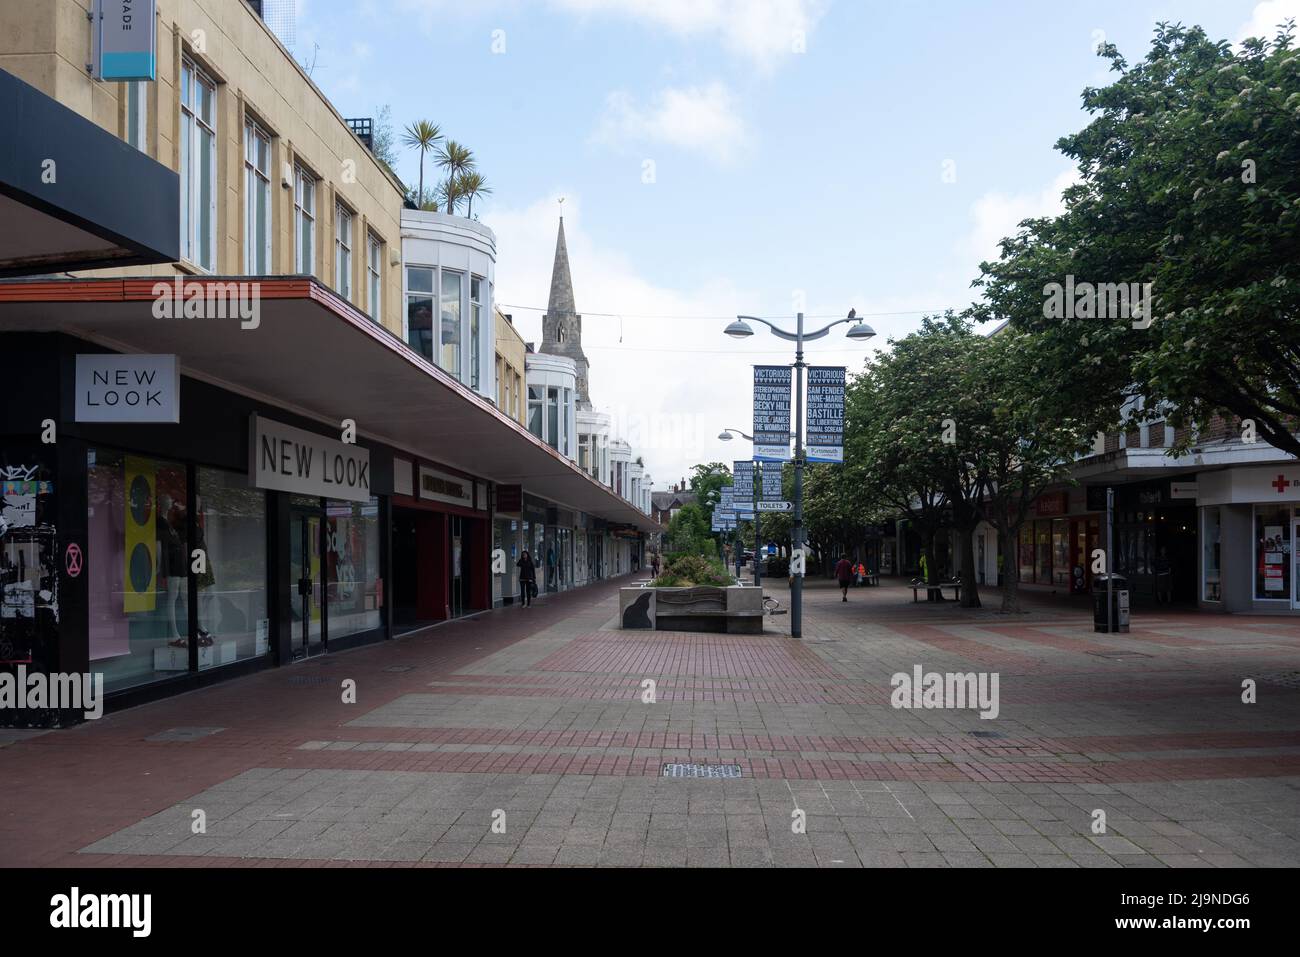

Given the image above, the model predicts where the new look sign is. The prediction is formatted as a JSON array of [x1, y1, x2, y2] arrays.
[[75, 354, 179, 423], [250, 415, 371, 504]]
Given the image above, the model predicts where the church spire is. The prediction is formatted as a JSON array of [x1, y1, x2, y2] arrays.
[[547, 216, 577, 317]]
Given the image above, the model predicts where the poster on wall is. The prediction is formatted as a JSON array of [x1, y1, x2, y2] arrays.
[[753, 366, 792, 462], [806, 366, 846, 463], [1263, 525, 1285, 591]]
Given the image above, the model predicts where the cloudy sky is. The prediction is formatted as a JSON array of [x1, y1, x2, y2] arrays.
[[295, 0, 1299, 488]]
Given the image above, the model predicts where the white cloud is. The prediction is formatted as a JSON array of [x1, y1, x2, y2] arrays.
[[1237, 0, 1300, 44], [959, 167, 1078, 272], [553, 0, 827, 68], [591, 83, 747, 164]]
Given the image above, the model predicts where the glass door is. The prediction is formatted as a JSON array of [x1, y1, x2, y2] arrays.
[[289, 505, 326, 658], [449, 514, 465, 618], [1293, 515, 1300, 611]]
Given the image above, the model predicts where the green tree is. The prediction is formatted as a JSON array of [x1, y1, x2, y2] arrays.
[[976, 20, 1300, 457], [399, 120, 442, 209], [436, 141, 476, 216], [664, 503, 714, 558]]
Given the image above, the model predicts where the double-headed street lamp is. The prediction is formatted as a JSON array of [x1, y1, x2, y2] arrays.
[[723, 310, 876, 639]]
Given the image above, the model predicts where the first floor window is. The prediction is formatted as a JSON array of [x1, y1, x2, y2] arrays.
[[470, 276, 483, 390], [126, 80, 148, 151], [406, 266, 434, 361], [334, 204, 353, 300], [243, 119, 272, 274], [367, 233, 383, 321], [294, 165, 316, 274], [180, 58, 217, 270], [528, 386, 544, 439], [441, 269, 463, 378]]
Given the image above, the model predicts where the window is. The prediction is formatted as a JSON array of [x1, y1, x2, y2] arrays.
[[470, 277, 483, 390], [1254, 506, 1291, 600], [197, 467, 270, 664], [326, 498, 382, 638], [293, 165, 316, 274], [126, 80, 147, 151], [528, 385, 544, 439], [1203, 507, 1222, 602], [367, 233, 382, 321], [87, 449, 189, 692], [440, 269, 463, 377], [406, 266, 434, 361], [334, 204, 353, 299], [243, 119, 271, 274], [579, 435, 591, 474], [180, 58, 216, 270], [563, 389, 572, 455], [547, 386, 560, 450]]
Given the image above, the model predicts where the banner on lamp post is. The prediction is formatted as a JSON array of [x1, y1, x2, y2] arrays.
[[753, 365, 792, 462], [806, 366, 846, 463]]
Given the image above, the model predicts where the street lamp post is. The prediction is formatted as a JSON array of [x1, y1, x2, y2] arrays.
[[723, 310, 875, 639]]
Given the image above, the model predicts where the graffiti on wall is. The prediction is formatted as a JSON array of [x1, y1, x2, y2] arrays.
[[1, 463, 58, 664]]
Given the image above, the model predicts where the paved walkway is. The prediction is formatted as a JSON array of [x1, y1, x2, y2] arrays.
[[2, 575, 1298, 867]]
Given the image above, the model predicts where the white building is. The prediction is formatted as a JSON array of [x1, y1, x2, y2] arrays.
[[524, 352, 578, 459]]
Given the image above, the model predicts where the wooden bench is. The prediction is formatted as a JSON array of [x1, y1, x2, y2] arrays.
[[910, 577, 962, 602]]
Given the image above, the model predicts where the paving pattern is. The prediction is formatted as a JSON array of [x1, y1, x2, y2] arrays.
[[2, 576, 1298, 867]]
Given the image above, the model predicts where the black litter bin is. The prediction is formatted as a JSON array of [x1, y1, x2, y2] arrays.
[[1093, 573, 1130, 633]]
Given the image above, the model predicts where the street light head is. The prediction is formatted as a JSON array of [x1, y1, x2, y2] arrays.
[[846, 321, 877, 341], [724, 318, 754, 339], [718, 431, 733, 441]]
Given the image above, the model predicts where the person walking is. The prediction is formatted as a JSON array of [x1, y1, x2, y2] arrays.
[[835, 554, 853, 602], [650, 552, 660, 578], [516, 550, 537, 607]]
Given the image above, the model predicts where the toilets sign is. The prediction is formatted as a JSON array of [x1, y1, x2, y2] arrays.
[[250, 415, 371, 504]]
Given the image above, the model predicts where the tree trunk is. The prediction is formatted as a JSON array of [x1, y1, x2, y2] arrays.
[[998, 524, 1021, 614], [959, 525, 981, 608], [418, 157, 425, 207]]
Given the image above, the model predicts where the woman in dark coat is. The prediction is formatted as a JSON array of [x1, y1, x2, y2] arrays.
[[516, 550, 537, 607]]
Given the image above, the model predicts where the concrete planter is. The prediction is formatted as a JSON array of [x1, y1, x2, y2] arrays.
[[619, 585, 762, 634]]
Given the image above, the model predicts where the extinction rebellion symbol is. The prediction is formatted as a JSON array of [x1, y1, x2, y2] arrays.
[[65, 542, 83, 578]]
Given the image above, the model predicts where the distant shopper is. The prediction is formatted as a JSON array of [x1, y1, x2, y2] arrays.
[[517, 550, 537, 607], [835, 555, 853, 602], [650, 553, 660, 578], [1154, 547, 1173, 604]]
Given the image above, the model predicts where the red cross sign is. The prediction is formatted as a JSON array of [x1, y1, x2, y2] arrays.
[[1273, 474, 1290, 494]]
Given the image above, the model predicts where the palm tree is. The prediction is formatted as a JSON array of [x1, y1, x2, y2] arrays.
[[457, 171, 492, 218], [400, 120, 442, 208], [438, 178, 464, 219], [436, 140, 475, 215]]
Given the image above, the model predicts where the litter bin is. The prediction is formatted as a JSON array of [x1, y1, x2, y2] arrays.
[[1092, 573, 1130, 633]]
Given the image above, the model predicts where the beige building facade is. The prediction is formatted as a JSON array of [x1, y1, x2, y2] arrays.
[[0, 0, 406, 333]]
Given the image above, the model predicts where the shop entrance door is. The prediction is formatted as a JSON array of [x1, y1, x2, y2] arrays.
[[289, 505, 326, 658], [1293, 516, 1300, 611]]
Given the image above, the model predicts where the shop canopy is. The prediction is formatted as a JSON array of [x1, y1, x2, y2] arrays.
[[0, 276, 661, 533], [0, 69, 179, 277]]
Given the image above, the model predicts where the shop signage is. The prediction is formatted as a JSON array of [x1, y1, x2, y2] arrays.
[[75, 354, 179, 423], [758, 501, 792, 512], [250, 415, 371, 504], [1170, 481, 1198, 499], [1035, 492, 1068, 517], [417, 465, 473, 509], [753, 366, 792, 462], [806, 366, 846, 464], [496, 484, 523, 514], [93, 0, 157, 81]]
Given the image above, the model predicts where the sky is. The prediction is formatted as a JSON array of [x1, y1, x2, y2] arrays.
[[293, 0, 1300, 490]]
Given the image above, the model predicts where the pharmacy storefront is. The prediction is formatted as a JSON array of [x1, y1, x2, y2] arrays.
[[1196, 465, 1300, 614]]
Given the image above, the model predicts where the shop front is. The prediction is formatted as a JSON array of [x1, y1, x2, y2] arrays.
[[1196, 465, 1300, 614]]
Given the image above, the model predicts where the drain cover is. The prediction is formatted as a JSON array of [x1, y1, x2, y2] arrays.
[[661, 763, 742, 779], [146, 726, 224, 742], [966, 730, 1004, 739], [1087, 651, 1152, 660], [287, 675, 328, 686], [382, 665, 414, 673]]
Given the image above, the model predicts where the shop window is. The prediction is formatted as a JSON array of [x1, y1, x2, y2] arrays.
[[1018, 523, 1034, 583], [406, 266, 435, 362], [197, 467, 270, 664], [1051, 519, 1069, 586], [1254, 506, 1291, 600], [1202, 507, 1221, 601], [87, 450, 189, 693], [325, 498, 382, 639]]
